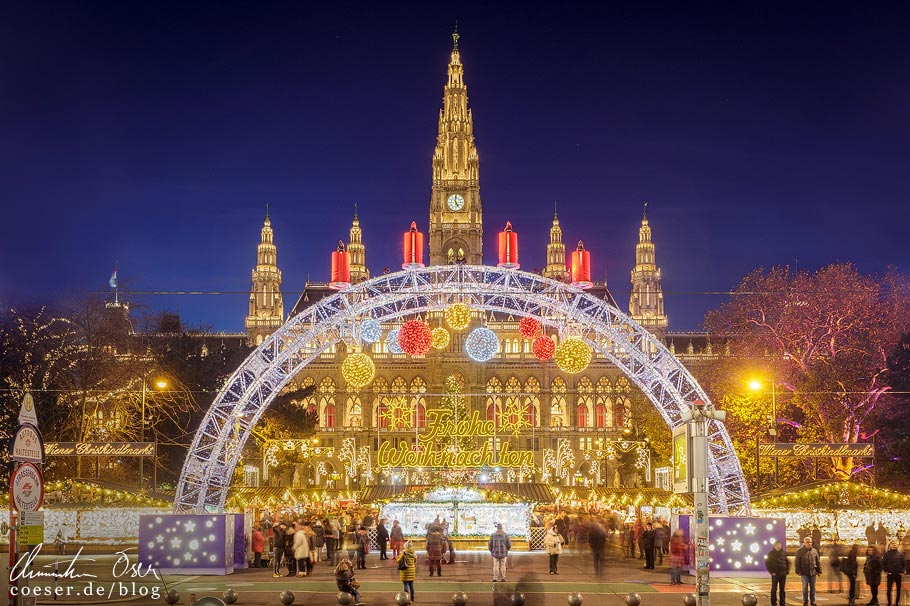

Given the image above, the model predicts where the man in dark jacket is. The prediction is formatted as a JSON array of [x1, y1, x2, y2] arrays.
[[642, 522, 657, 570], [795, 536, 822, 606], [376, 519, 390, 560], [864, 545, 883, 606], [882, 540, 906, 606], [426, 526, 446, 576], [272, 523, 287, 577], [766, 541, 791, 606]]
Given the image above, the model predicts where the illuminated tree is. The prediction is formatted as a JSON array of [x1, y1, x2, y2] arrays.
[[705, 263, 910, 482]]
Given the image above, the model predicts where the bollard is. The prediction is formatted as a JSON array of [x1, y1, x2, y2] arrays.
[[683, 593, 697, 606], [625, 593, 642, 606], [511, 593, 526, 606], [452, 591, 469, 606], [222, 588, 238, 604], [279, 590, 295, 606], [336, 592, 354, 605], [741, 594, 758, 606], [394, 592, 412, 606], [164, 589, 180, 605], [567, 592, 584, 606]]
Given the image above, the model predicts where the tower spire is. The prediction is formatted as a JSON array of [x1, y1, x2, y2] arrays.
[[245, 211, 284, 346], [629, 202, 667, 336], [348, 204, 369, 283], [542, 206, 569, 282], [452, 22, 459, 50]]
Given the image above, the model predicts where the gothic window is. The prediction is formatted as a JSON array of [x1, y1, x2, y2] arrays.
[[504, 376, 521, 427], [615, 376, 632, 427], [524, 377, 540, 427], [577, 377, 594, 428], [486, 377, 503, 424], [550, 377, 567, 427], [347, 396, 362, 428], [447, 372, 465, 392], [318, 377, 335, 428], [595, 377, 613, 428], [325, 404, 336, 429], [411, 377, 427, 428], [576, 404, 588, 428]]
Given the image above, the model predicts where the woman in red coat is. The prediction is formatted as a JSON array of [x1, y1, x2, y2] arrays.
[[669, 530, 687, 585], [251, 526, 265, 568]]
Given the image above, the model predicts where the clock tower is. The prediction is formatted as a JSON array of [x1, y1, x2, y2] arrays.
[[429, 28, 483, 266]]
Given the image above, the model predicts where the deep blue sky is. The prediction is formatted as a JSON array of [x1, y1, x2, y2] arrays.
[[2, 2, 908, 332]]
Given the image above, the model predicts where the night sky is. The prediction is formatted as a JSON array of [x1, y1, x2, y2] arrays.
[[2, 3, 908, 332]]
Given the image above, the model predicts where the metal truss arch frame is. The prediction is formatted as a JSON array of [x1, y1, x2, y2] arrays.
[[175, 265, 750, 514]]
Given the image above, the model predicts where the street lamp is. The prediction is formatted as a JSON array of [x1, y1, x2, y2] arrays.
[[140, 376, 167, 491], [748, 377, 778, 488]]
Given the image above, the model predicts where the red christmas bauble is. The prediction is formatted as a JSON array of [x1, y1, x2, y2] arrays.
[[532, 335, 555, 361], [398, 320, 433, 356], [518, 317, 542, 339]]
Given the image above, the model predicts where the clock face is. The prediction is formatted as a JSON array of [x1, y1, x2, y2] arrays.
[[447, 194, 465, 211]]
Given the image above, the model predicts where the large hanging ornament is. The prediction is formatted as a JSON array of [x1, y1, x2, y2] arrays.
[[341, 353, 376, 388], [360, 319, 382, 344], [330, 241, 351, 290], [465, 327, 499, 362], [445, 304, 471, 331], [497, 221, 519, 269], [570, 240, 592, 289], [431, 327, 451, 350], [554, 336, 592, 374], [386, 328, 403, 354], [532, 335, 555, 361], [518, 317, 542, 339], [402, 221, 425, 268], [398, 320, 432, 356]]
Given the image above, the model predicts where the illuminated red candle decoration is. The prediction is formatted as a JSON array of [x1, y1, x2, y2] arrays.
[[402, 221, 424, 269], [518, 317, 542, 339], [497, 221, 519, 269], [532, 335, 555, 361], [397, 319, 433, 356], [329, 240, 351, 289], [570, 240, 592, 289]]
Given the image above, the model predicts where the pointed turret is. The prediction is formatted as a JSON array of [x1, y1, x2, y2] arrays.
[[245, 208, 284, 346], [429, 28, 483, 265], [629, 202, 668, 336], [542, 203, 570, 281], [348, 203, 369, 283]]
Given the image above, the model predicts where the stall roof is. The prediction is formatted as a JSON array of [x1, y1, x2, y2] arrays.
[[359, 483, 555, 504]]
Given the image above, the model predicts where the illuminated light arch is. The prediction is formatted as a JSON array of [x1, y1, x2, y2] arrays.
[[175, 265, 750, 514]]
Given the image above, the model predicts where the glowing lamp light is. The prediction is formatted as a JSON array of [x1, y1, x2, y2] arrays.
[[497, 221, 519, 269], [465, 327, 499, 362], [341, 353, 376, 388], [518, 317, 542, 339], [386, 328, 404, 354], [398, 320, 433, 356], [431, 327, 451, 350], [570, 240, 592, 289], [555, 336, 592, 374], [532, 335, 555, 361], [329, 241, 351, 289], [445, 303, 471, 331], [360, 319, 382, 344], [402, 221, 425, 269]]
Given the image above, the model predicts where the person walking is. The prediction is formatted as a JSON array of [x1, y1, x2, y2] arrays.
[[843, 544, 860, 606], [795, 535, 822, 606], [293, 523, 310, 577], [882, 540, 905, 606], [324, 517, 338, 566], [252, 525, 265, 568], [766, 541, 791, 606], [273, 522, 288, 578], [864, 545, 882, 606], [426, 526, 446, 577], [397, 541, 417, 603], [390, 520, 405, 559], [489, 523, 512, 582], [377, 519, 390, 560], [544, 523, 564, 575], [356, 526, 369, 570], [312, 520, 325, 564], [589, 519, 608, 577], [284, 522, 298, 577], [642, 522, 656, 570], [669, 530, 688, 585], [335, 557, 362, 606]]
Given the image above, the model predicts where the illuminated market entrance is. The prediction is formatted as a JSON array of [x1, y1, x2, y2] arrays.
[[175, 266, 750, 514]]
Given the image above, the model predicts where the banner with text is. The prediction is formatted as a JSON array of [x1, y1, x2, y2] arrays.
[[758, 443, 874, 458], [44, 442, 156, 457]]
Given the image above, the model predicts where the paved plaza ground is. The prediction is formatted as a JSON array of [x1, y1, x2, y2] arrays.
[[23, 545, 877, 606]]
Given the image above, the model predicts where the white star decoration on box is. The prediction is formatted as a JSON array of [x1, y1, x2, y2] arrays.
[[696, 516, 786, 574], [139, 514, 232, 572]]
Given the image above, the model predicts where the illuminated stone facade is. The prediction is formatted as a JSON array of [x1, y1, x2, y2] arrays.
[[252, 34, 684, 491]]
